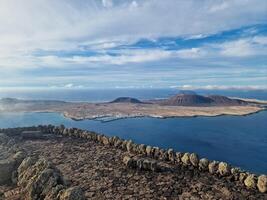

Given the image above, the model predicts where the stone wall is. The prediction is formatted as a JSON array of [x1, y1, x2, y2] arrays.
[[0, 125, 266, 194]]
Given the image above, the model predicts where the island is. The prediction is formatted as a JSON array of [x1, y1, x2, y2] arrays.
[[0, 93, 266, 121]]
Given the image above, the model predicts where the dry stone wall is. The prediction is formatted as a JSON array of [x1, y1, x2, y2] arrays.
[[1, 124, 266, 194]]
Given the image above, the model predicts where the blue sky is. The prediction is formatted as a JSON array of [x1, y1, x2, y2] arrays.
[[0, 0, 267, 90]]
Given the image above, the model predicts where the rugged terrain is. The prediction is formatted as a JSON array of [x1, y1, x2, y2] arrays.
[[0, 125, 267, 199], [0, 93, 266, 121]]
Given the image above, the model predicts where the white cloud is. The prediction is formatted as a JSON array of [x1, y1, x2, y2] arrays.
[[56, 48, 207, 65], [253, 36, 267, 45], [129, 1, 138, 9], [102, 0, 113, 8], [177, 85, 267, 90], [0, 0, 266, 88], [0, 0, 266, 55], [218, 36, 267, 57], [64, 49, 173, 65], [64, 83, 74, 88], [175, 48, 206, 59], [209, 2, 229, 12]]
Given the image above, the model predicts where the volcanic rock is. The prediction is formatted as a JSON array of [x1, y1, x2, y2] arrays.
[[209, 161, 219, 174], [244, 174, 257, 189], [218, 162, 231, 176], [198, 158, 209, 171], [181, 153, 191, 165], [189, 153, 199, 167], [159, 94, 214, 106], [110, 97, 143, 104], [257, 175, 267, 193]]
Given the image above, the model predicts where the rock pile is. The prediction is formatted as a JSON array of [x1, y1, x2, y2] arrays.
[[17, 156, 85, 200], [0, 150, 26, 185], [0, 152, 86, 200], [1, 125, 267, 194], [0, 132, 86, 200], [123, 156, 160, 172]]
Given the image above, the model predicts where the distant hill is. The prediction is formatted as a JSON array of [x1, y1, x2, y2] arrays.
[[110, 97, 143, 104], [158, 94, 214, 106], [0, 94, 249, 107], [208, 95, 247, 106], [0, 98, 20, 104], [156, 94, 248, 106], [0, 98, 66, 105]]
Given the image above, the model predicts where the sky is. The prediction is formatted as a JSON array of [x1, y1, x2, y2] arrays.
[[0, 0, 267, 90]]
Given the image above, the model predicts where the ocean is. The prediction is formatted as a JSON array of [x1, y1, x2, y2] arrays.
[[0, 88, 266, 174], [1, 88, 267, 102]]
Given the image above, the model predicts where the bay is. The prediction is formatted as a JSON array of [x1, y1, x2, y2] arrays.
[[0, 111, 266, 174]]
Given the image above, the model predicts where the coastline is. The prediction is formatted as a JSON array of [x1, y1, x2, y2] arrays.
[[0, 105, 265, 122], [1, 95, 267, 122], [62, 105, 266, 122]]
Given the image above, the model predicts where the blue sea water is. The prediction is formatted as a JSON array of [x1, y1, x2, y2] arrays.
[[0, 111, 266, 174], [0, 89, 267, 174], [1, 88, 267, 102]]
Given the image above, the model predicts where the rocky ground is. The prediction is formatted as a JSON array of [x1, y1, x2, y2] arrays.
[[0, 126, 267, 199]]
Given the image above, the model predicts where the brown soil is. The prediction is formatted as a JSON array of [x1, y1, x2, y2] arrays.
[[2, 136, 266, 200]]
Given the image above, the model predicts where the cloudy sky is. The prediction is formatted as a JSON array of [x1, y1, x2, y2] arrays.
[[0, 0, 267, 89]]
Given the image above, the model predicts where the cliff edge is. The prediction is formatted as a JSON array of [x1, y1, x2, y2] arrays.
[[0, 126, 266, 199]]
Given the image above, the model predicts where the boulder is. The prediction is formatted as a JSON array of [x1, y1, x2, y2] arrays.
[[189, 153, 199, 167], [167, 149, 175, 162], [136, 158, 159, 172], [208, 161, 219, 174], [102, 136, 109, 145], [44, 185, 65, 200], [126, 141, 134, 153], [131, 143, 139, 154], [158, 149, 168, 161], [81, 131, 87, 139], [121, 140, 127, 150], [138, 144, 146, 155], [231, 167, 241, 181], [11, 151, 27, 184], [123, 156, 136, 168], [244, 174, 257, 189], [59, 125, 65, 133], [108, 137, 115, 146], [181, 153, 191, 166], [218, 162, 230, 176], [59, 186, 85, 200], [146, 146, 152, 157], [257, 175, 267, 193], [0, 151, 26, 185], [153, 147, 160, 159], [198, 158, 209, 171], [239, 173, 247, 183], [62, 129, 68, 136], [13, 151, 27, 165], [17, 157, 64, 199], [86, 133, 92, 140], [97, 134, 102, 142], [0, 159, 15, 185], [16, 156, 86, 200], [175, 152, 183, 164], [114, 139, 122, 148], [149, 160, 159, 172]]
